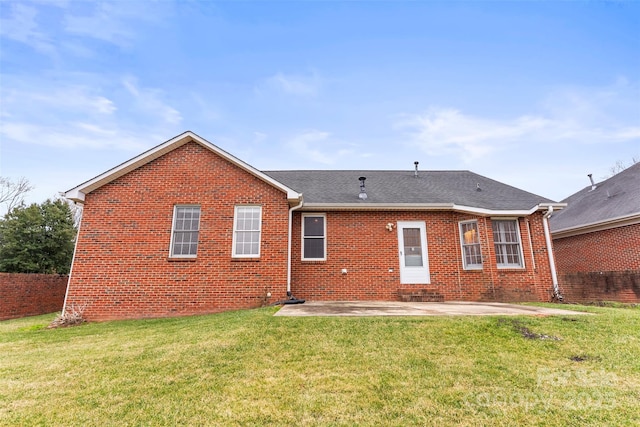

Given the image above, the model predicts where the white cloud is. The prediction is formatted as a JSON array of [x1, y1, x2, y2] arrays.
[[0, 121, 148, 151], [261, 71, 321, 96], [0, 3, 56, 55], [1, 1, 169, 60], [395, 80, 640, 165], [253, 132, 267, 144], [285, 129, 360, 165], [286, 130, 333, 164], [0, 74, 182, 152], [122, 77, 182, 125], [63, 2, 156, 48]]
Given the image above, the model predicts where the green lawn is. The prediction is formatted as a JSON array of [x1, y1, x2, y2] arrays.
[[1, 304, 639, 426]]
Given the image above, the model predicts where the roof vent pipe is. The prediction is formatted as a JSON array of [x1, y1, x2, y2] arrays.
[[358, 176, 367, 200], [414, 161, 419, 177], [587, 173, 597, 191]]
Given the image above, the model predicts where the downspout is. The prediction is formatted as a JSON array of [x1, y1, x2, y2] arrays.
[[61, 204, 84, 315], [542, 206, 562, 301], [286, 196, 304, 298]]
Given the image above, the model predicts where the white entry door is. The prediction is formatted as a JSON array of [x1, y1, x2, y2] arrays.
[[397, 221, 430, 284]]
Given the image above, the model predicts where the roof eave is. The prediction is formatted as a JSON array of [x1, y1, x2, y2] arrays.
[[552, 212, 640, 239], [299, 202, 565, 215]]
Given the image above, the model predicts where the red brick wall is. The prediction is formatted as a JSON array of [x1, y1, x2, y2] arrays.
[[290, 211, 555, 303], [553, 224, 640, 273], [0, 273, 68, 321], [66, 140, 558, 320], [553, 223, 640, 303], [559, 271, 640, 303], [65, 142, 290, 320]]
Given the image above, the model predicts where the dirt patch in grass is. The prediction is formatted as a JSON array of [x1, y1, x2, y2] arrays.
[[570, 354, 601, 363], [498, 318, 561, 341]]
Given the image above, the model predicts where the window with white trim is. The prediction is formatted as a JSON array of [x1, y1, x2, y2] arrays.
[[170, 206, 201, 257], [233, 206, 262, 258], [459, 220, 482, 270], [302, 214, 326, 260], [492, 219, 524, 268]]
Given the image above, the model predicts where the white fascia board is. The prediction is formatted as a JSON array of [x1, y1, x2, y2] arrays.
[[64, 131, 301, 203], [299, 203, 455, 211], [298, 202, 565, 216], [552, 212, 640, 239], [452, 203, 565, 217]]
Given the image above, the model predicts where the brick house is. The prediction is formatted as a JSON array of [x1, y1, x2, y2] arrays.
[[550, 163, 640, 303], [63, 131, 564, 320]]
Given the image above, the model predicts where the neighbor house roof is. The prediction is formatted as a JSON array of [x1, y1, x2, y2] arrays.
[[550, 162, 640, 238], [266, 170, 561, 215]]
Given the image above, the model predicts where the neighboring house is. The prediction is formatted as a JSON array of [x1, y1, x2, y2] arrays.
[[550, 163, 640, 303], [63, 131, 565, 320]]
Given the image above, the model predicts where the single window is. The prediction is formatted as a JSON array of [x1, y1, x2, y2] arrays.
[[170, 206, 200, 257], [459, 220, 482, 269], [302, 214, 326, 260], [492, 219, 524, 268], [233, 206, 262, 258]]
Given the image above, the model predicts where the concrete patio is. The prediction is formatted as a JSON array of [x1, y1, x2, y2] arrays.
[[274, 301, 591, 317]]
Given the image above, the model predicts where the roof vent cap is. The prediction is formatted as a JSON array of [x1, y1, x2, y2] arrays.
[[358, 177, 367, 200], [587, 174, 597, 191]]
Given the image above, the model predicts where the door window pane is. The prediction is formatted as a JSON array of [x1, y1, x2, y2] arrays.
[[403, 228, 423, 267]]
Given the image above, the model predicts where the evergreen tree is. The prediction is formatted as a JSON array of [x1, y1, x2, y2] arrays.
[[0, 199, 77, 274]]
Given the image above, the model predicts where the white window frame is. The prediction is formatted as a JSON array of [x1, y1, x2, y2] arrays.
[[459, 220, 483, 270], [492, 218, 525, 269], [301, 213, 326, 261], [169, 205, 201, 258], [232, 205, 262, 258]]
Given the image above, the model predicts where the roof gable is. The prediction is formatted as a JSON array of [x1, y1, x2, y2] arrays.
[[65, 131, 301, 203], [550, 162, 640, 236]]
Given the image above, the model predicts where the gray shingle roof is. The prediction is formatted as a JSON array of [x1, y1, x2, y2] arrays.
[[265, 170, 556, 211], [549, 162, 640, 233]]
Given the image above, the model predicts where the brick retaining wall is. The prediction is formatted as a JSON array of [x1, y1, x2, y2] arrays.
[[0, 273, 68, 321], [559, 270, 640, 304]]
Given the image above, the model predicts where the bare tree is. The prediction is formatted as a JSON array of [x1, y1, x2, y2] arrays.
[[0, 177, 33, 213], [606, 157, 639, 178]]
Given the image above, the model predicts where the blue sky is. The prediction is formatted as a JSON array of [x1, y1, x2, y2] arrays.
[[1, 0, 639, 210]]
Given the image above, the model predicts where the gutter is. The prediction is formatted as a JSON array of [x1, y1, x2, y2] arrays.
[[542, 206, 562, 301], [551, 212, 640, 239], [299, 202, 566, 216]]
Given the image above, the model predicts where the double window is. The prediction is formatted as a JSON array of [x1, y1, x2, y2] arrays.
[[169, 205, 263, 259], [459, 220, 482, 270], [492, 219, 524, 268], [233, 206, 262, 258], [170, 206, 201, 258], [302, 214, 326, 260]]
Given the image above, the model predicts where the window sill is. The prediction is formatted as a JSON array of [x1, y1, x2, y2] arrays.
[[231, 258, 261, 262], [301, 259, 326, 263], [497, 266, 525, 270], [168, 257, 197, 262], [463, 267, 483, 271]]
